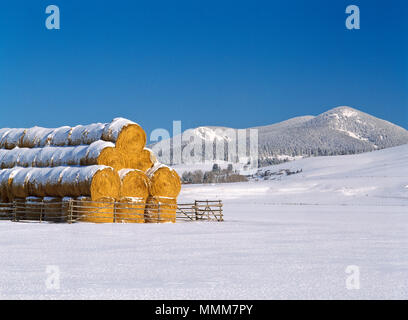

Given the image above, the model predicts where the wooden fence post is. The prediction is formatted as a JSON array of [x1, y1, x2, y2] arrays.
[[12, 201, 17, 222], [113, 201, 117, 223], [194, 200, 198, 220], [157, 202, 161, 223], [68, 199, 73, 224]]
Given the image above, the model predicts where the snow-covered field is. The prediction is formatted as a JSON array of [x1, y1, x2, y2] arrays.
[[0, 145, 407, 299]]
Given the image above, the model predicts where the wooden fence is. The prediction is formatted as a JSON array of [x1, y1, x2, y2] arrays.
[[0, 199, 223, 223]]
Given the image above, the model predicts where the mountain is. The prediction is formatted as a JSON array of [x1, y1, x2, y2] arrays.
[[150, 106, 408, 167]]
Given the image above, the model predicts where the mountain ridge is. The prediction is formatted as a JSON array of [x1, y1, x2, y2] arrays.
[[150, 106, 408, 167]]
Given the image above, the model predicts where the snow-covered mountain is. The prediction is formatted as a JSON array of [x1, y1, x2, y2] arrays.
[[151, 106, 408, 167]]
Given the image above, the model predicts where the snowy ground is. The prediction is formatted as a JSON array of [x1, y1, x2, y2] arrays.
[[0, 145, 407, 299]]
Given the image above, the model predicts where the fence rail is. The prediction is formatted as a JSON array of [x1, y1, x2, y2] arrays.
[[0, 199, 223, 223]]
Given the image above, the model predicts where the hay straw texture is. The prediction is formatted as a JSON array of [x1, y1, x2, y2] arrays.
[[117, 169, 150, 223], [0, 166, 120, 200], [75, 196, 114, 223], [0, 141, 126, 171], [145, 196, 177, 223], [146, 164, 181, 198], [0, 118, 143, 149], [125, 148, 157, 172], [116, 197, 145, 223], [119, 169, 150, 199], [106, 119, 146, 153]]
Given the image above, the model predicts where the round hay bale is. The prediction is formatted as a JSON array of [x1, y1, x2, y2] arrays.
[[146, 164, 181, 198], [47, 126, 72, 146], [95, 146, 126, 171], [119, 169, 150, 199], [115, 123, 146, 154], [43, 197, 64, 222], [0, 129, 27, 149], [69, 123, 105, 146], [0, 148, 26, 169], [0, 169, 14, 202], [25, 196, 43, 221], [87, 167, 121, 201], [0, 142, 125, 171], [5, 166, 120, 200], [116, 197, 145, 223], [145, 196, 177, 223], [9, 168, 31, 199], [21, 127, 54, 148], [42, 167, 68, 197], [76, 196, 115, 223], [126, 148, 157, 172]]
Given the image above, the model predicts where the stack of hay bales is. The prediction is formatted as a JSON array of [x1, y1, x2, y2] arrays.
[[0, 118, 181, 223]]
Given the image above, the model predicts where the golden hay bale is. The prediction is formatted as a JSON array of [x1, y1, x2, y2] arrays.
[[116, 197, 145, 223], [115, 123, 146, 154], [0, 118, 144, 149], [75, 196, 115, 223], [43, 197, 64, 222], [95, 146, 126, 171], [25, 196, 43, 221], [145, 196, 177, 223], [87, 167, 121, 201], [119, 169, 150, 199], [3, 166, 120, 200], [146, 164, 181, 198], [125, 148, 157, 172]]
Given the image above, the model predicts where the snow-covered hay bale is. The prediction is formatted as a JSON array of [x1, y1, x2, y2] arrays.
[[21, 127, 54, 148], [0, 169, 15, 202], [116, 197, 145, 223], [43, 197, 64, 222], [0, 128, 27, 149], [1, 166, 120, 200], [146, 164, 181, 198], [9, 168, 30, 199], [114, 122, 146, 154], [0, 117, 144, 149], [0, 141, 126, 171], [68, 123, 105, 146], [75, 196, 115, 223], [61, 166, 120, 200], [145, 196, 177, 223]]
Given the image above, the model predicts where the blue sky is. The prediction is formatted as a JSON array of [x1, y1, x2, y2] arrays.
[[0, 0, 407, 138]]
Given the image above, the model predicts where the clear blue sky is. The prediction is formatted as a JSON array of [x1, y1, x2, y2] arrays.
[[0, 0, 407, 138]]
